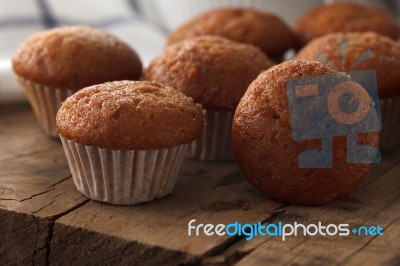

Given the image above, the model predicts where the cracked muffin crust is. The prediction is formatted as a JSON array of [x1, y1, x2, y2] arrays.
[[294, 3, 400, 47], [167, 8, 295, 57], [232, 60, 379, 205], [295, 32, 400, 98], [145, 35, 274, 110], [13, 25, 142, 89], [57, 80, 204, 150]]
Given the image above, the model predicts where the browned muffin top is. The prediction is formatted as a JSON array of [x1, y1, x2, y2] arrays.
[[13, 26, 142, 89], [145, 36, 274, 110], [167, 8, 295, 57], [295, 32, 400, 98], [294, 3, 400, 47], [56, 81, 204, 150], [233, 60, 379, 205]]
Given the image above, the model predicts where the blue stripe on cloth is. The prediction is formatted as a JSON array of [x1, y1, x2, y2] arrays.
[[127, 0, 169, 34], [36, 0, 58, 28], [0, 17, 42, 28], [0, 16, 146, 30], [127, 0, 142, 14], [0, 0, 169, 34]]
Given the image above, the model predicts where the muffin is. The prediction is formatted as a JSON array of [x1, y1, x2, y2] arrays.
[[12, 25, 142, 137], [56, 81, 204, 205], [296, 32, 400, 151], [232, 60, 380, 205], [294, 3, 400, 47], [166, 8, 295, 61], [137, 0, 321, 31], [145, 36, 274, 161]]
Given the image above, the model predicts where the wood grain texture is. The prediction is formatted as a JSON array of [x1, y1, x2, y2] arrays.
[[0, 104, 282, 265], [0, 104, 89, 264], [1, 104, 400, 266], [51, 159, 283, 265], [235, 153, 400, 266]]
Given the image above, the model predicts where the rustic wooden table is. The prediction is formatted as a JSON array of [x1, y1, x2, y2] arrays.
[[1, 103, 399, 266]]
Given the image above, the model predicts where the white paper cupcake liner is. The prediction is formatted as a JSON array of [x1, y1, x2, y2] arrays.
[[60, 136, 187, 205], [380, 97, 400, 152], [16, 76, 75, 137], [187, 110, 234, 161]]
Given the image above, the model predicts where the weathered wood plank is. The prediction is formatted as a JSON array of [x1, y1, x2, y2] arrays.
[[1, 104, 400, 266], [0, 104, 70, 204], [0, 209, 51, 265], [200, 147, 400, 265], [52, 160, 283, 265], [0, 104, 89, 264], [0, 105, 284, 265], [235, 156, 400, 266], [342, 211, 400, 266], [0, 104, 88, 217]]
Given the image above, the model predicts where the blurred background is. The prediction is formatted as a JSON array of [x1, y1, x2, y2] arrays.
[[0, 0, 399, 102]]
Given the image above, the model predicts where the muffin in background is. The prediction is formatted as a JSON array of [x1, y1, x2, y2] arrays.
[[145, 36, 274, 161], [12, 25, 142, 137], [294, 3, 400, 47], [233, 60, 379, 205], [166, 8, 295, 61], [296, 32, 400, 152], [137, 0, 321, 31], [57, 80, 204, 205]]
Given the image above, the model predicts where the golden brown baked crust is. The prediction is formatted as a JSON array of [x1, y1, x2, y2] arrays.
[[144, 36, 274, 110], [56, 81, 204, 150], [295, 32, 400, 98], [232, 60, 379, 205], [167, 8, 295, 57], [12, 26, 142, 89], [294, 3, 400, 47]]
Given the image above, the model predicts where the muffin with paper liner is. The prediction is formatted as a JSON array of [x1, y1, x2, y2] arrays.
[[295, 32, 400, 152], [12, 25, 142, 137], [145, 35, 274, 161], [56, 80, 204, 205]]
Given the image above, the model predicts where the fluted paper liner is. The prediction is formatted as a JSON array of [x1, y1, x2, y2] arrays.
[[60, 136, 187, 205], [187, 110, 234, 161], [380, 97, 400, 152], [17, 76, 75, 137]]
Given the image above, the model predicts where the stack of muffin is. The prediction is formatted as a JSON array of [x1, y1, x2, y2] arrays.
[[12, 2, 400, 206]]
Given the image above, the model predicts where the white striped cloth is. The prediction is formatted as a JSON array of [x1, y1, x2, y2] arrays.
[[0, 0, 166, 102], [0, 0, 397, 102]]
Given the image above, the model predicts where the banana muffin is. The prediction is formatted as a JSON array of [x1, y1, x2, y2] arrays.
[[13, 25, 142, 137], [57, 80, 204, 205], [296, 32, 400, 151], [294, 3, 400, 47], [232, 60, 380, 205], [167, 8, 295, 60], [145, 35, 274, 161]]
